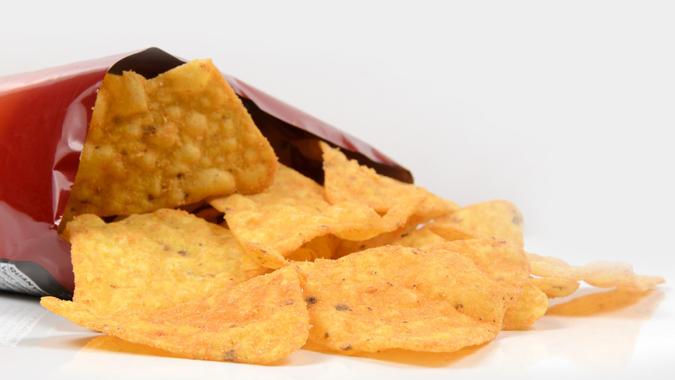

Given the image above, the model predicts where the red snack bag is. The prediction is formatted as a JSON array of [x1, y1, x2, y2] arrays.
[[0, 48, 412, 298]]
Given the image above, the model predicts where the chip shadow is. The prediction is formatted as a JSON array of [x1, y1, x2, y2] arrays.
[[303, 341, 487, 368], [547, 288, 665, 318], [79, 336, 328, 367]]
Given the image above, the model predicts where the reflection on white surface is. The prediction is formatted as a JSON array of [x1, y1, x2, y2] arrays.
[[1, 286, 671, 380], [495, 288, 666, 372], [0, 293, 46, 346]]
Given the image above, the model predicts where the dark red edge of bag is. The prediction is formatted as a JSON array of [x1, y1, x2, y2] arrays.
[[0, 48, 413, 299]]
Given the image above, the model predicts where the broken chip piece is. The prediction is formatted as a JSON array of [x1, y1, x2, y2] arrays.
[[320, 142, 454, 222]]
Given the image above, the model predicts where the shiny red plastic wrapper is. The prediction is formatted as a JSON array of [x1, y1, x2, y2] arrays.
[[0, 48, 412, 298]]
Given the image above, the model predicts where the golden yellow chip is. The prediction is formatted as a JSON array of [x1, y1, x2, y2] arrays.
[[41, 267, 309, 364], [324, 199, 411, 241], [429, 200, 524, 246], [578, 262, 665, 291], [391, 236, 549, 330], [331, 194, 440, 258], [66, 209, 265, 314], [526, 252, 576, 278], [502, 282, 548, 330], [66, 59, 277, 218], [527, 253, 664, 293], [531, 276, 580, 298], [298, 245, 507, 353], [211, 165, 410, 267], [434, 239, 529, 286], [320, 142, 455, 221], [334, 222, 419, 258], [395, 226, 447, 248], [429, 239, 545, 330]]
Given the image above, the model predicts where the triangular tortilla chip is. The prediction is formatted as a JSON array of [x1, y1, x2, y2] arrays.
[[66, 209, 265, 314], [298, 245, 507, 353], [66, 59, 277, 218], [320, 142, 454, 221], [41, 267, 309, 364]]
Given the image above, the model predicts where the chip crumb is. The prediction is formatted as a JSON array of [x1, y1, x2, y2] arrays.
[[334, 304, 351, 312]]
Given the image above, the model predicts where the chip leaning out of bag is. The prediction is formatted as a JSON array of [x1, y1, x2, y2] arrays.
[[5, 55, 662, 364]]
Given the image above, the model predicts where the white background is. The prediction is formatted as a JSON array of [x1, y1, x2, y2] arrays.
[[1, 1, 673, 379]]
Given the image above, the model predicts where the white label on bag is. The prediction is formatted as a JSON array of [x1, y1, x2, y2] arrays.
[[0, 262, 47, 296]]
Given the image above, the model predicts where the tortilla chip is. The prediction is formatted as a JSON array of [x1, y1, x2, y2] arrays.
[[429, 200, 524, 246], [578, 262, 665, 291], [66, 59, 277, 218], [420, 240, 550, 329], [395, 226, 447, 248], [298, 245, 507, 353], [334, 222, 419, 258], [430, 239, 544, 329], [66, 209, 265, 314], [527, 253, 664, 293], [502, 282, 548, 330], [41, 267, 309, 364], [531, 276, 580, 298], [432, 240, 529, 285], [320, 142, 454, 221], [211, 165, 410, 267]]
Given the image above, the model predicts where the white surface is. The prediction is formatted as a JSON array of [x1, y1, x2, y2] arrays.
[[1, 0, 674, 378], [1, 282, 673, 380]]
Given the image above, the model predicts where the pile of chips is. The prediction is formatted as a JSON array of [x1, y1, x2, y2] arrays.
[[41, 60, 664, 364]]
